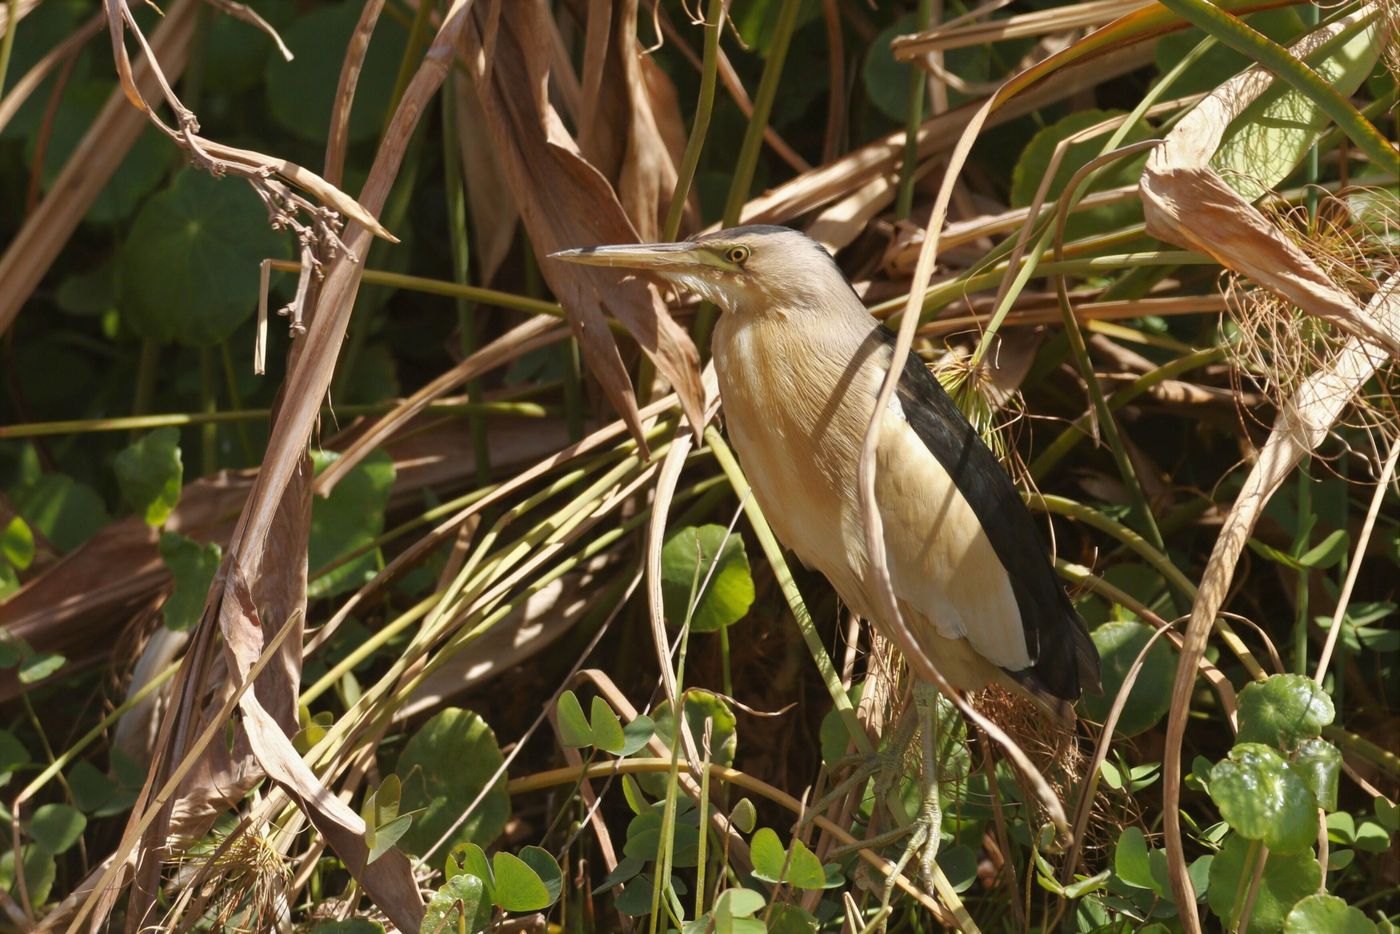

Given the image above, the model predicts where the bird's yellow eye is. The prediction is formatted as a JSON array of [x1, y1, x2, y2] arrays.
[[726, 245, 751, 265]]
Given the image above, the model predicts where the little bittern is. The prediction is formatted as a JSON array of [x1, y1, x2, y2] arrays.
[[553, 226, 1101, 721]]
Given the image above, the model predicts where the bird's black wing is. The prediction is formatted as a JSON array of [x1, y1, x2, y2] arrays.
[[874, 327, 1101, 700]]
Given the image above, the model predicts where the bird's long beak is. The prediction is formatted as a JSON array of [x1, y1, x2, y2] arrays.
[[548, 241, 714, 272]]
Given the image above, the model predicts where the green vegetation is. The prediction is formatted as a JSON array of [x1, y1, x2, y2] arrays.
[[0, 0, 1395, 931]]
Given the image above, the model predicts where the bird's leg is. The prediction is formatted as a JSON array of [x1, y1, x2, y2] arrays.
[[879, 682, 943, 908], [807, 700, 919, 823]]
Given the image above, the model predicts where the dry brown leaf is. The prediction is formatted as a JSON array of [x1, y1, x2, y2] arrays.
[[577, 0, 684, 240], [453, 67, 519, 285], [219, 567, 424, 931], [1140, 7, 1400, 357], [463, 0, 706, 447]]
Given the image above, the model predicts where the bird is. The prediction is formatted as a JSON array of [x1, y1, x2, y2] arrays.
[[552, 225, 1101, 723]]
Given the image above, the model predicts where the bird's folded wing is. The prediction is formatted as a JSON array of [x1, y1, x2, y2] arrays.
[[875, 410, 1033, 672]]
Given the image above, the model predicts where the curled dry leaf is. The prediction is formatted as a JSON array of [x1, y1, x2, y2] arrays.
[[218, 567, 424, 931], [1140, 6, 1400, 357], [578, 0, 686, 241], [452, 68, 519, 285], [463, 0, 706, 449]]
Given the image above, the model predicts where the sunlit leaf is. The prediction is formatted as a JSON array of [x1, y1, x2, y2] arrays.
[[1212, 12, 1382, 201], [114, 428, 183, 527], [1235, 674, 1334, 749], [491, 850, 550, 912], [1289, 738, 1341, 812], [397, 709, 510, 858], [18, 653, 65, 685], [422, 873, 485, 934], [660, 525, 755, 633], [555, 690, 593, 748], [1210, 743, 1318, 854], [589, 695, 626, 755], [1, 517, 34, 571], [1283, 893, 1377, 934]]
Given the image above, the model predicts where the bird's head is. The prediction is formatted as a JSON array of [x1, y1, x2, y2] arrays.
[[550, 225, 849, 316]]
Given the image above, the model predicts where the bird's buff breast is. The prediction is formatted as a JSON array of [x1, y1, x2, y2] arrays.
[[712, 314, 879, 608]]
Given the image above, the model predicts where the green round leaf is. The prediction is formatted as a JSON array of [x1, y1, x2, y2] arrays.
[[1289, 738, 1341, 812], [623, 810, 700, 867], [28, 81, 172, 223], [422, 873, 485, 934], [589, 695, 626, 755], [0, 730, 32, 775], [651, 690, 737, 769], [158, 532, 223, 632], [491, 850, 551, 912], [714, 887, 765, 920], [1236, 674, 1335, 749], [766, 903, 819, 934], [115, 427, 183, 526], [308, 450, 396, 598], [1283, 894, 1378, 934], [819, 682, 864, 768], [1212, 15, 1382, 202], [936, 844, 979, 894], [617, 715, 654, 757], [0, 845, 56, 908], [11, 473, 110, 553], [396, 708, 510, 858], [730, 798, 757, 835], [660, 525, 755, 632], [27, 803, 85, 855], [1079, 620, 1174, 736], [121, 169, 289, 346], [1114, 826, 1154, 890], [749, 827, 787, 883], [749, 827, 828, 890], [1207, 833, 1320, 934], [1210, 743, 1318, 854], [264, 3, 407, 144]]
